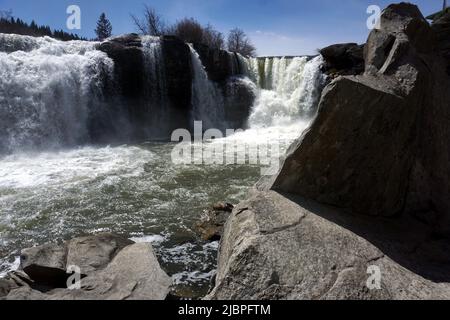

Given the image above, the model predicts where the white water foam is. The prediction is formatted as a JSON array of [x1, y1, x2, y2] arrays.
[[0, 34, 115, 153]]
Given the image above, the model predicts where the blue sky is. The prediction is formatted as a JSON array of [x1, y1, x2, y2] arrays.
[[0, 0, 442, 56]]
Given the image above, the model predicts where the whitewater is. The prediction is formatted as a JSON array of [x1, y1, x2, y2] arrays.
[[0, 34, 326, 297]]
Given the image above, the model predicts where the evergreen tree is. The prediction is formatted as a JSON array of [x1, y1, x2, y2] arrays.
[[95, 13, 112, 41]]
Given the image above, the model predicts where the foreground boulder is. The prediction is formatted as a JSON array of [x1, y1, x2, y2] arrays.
[[195, 202, 234, 241], [207, 190, 450, 300], [1, 233, 171, 300], [208, 3, 450, 300], [430, 9, 450, 73]]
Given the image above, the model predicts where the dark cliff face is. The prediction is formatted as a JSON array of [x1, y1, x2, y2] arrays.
[[320, 43, 365, 77], [192, 43, 241, 83], [97, 34, 255, 135], [430, 10, 450, 74], [98, 34, 145, 100]]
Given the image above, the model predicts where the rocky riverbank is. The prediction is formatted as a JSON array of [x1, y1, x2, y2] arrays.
[[0, 233, 171, 300], [207, 3, 450, 300]]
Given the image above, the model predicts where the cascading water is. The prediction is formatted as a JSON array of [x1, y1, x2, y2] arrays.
[[0, 34, 114, 154], [188, 44, 227, 130], [242, 55, 326, 128]]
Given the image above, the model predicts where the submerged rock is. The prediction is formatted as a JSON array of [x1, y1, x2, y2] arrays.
[[195, 202, 234, 241], [2, 233, 171, 300]]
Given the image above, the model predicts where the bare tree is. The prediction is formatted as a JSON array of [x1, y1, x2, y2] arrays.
[[227, 28, 256, 57], [203, 24, 225, 50], [0, 9, 13, 20], [131, 5, 166, 36], [173, 18, 204, 44]]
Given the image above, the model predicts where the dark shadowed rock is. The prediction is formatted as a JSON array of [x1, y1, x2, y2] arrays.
[[272, 3, 450, 235], [320, 43, 364, 77], [66, 233, 134, 275], [192, 43, 240, 83], [208, 3, 450, 300], [162, 35, 192, 111], [20, 242, 68, 288], [223, 77, 257, 129], [207, 190, 450, 300], [430, 10, 450, 73], [98, 34, 144, 99]]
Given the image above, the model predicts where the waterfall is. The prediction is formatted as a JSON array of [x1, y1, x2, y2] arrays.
[[240, 56, 326, 128], [0, 34, 114, 154], [140, 36, 171, 139], [142, 36, 166, 105], [188, 44, 227, 130]]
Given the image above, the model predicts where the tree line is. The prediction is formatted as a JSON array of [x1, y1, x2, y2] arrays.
[[1, 7, 256, 56], [0, 10, 86, 41]]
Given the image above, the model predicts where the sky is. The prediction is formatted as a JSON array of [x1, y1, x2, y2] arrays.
[[0, 0, 442, 56]]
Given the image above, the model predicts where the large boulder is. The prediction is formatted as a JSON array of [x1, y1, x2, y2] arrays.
[[207, 190, 450, 300], [192, 43, 241, 83], [3, 234, 171, 300], [320, 43, 365, 77], [223, 77, 257, 129], [272, 3, 450, 235]]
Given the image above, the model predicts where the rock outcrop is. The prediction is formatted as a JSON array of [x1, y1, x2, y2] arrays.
[[207, 190, 450, 300], [1, 233, 172, 300], [208, 3, 450, 300], [223, 77, 257, 129], [98, 35, 254, 133]]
